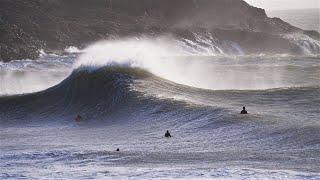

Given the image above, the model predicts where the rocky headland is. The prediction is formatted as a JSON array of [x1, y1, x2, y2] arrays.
[[0, 0, 319, 62]]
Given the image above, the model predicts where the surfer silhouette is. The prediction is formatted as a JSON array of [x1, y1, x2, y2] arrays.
[[241, 107, 248, 114], [165, 130, 172, 138], [75, 115, 82, 122]]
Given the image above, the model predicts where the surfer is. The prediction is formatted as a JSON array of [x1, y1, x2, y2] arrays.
[[116, 148, 120, 151], [241, 107, 248, 114], [75, 115, 82, 122], [165, 130, 172, 138]]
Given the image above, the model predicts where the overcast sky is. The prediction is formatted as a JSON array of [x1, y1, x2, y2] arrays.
[[244, 0, 320, 10]]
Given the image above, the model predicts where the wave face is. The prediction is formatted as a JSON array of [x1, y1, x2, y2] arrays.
[[1, 37, 320, 178], [1, 63, 319, 136]]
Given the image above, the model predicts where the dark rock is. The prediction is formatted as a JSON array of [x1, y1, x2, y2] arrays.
[[0, 0, 318, 62]]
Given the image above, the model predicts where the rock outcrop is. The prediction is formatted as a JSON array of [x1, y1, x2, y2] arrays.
[[0, 0, 318, 62]]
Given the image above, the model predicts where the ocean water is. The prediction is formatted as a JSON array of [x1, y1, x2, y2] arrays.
[[1, 30, 320, 179], [267, 8, 320, 32]]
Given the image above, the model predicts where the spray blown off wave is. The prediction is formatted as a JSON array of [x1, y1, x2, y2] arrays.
[[74, 37, 320, 90], [0, 34, 319, 95]]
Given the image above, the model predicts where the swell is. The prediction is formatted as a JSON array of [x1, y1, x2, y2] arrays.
[[1, 65, 319, 123], [0, 67, 143, 124], [1, 65, 320, 151], [0, 66, 220, 125], [0, 66, 247, 156]]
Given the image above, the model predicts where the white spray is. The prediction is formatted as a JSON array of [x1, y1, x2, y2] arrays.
[[74, 37, 317, 90]]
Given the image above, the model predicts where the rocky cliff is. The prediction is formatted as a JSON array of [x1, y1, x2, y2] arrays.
[[0, 0, 319, 61]]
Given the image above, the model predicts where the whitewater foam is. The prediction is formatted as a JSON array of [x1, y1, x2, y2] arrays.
[[284, 33, 320, 55], [64, 46, 83, 54]]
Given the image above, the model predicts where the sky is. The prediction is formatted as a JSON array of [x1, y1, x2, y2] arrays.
[[244, 0, 320, 10]]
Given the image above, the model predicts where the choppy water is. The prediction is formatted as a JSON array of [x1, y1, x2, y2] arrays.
[[1, 36, 320, 179]]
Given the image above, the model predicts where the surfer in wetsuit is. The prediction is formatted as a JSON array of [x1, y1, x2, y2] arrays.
[[75, 115, 82, 122], [165, 130, 172, 138], [241, 107, 248, 114]]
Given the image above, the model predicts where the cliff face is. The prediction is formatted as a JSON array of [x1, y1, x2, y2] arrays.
[[55, 0, 298, 33], [111, 0, 269, 30], [0, 0, 318, 61]]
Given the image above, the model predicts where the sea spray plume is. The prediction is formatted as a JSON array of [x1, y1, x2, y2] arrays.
[[74, 33, 246, 70], [73, 37, 210, 87], [74, 38, 182, 70], [74, 37, 311, 90], [73, 37, 237, 89], [1, 36, 312, 96]]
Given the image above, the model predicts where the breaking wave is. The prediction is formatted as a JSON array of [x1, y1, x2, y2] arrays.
[[284, 33, 320, 55], [1, 33, 319, 95], [1, 65, 319, 151], [0, 36, 319, 127]]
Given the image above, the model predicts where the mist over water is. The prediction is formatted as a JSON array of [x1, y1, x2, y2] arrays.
[[0, 52, 75, 95]]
